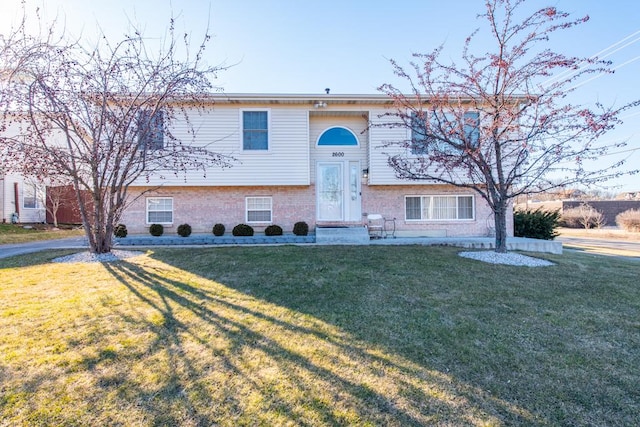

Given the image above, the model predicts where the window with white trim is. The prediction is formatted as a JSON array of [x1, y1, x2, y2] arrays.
[[23, 183, 42, 209], [138, 110, 164, 150], [246, 196, 272, 222], [242, 110, 269, 150], [410, 110, 480, 155], [147, 197, 173, 224], [405, 195, 474, 220]]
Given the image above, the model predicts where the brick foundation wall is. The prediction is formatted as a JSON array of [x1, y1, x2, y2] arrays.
[[121, 186, 316, 234], [362, 184, 509, 237], [121, 184, 512, 237]]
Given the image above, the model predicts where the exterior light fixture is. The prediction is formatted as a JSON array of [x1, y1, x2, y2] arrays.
[[362, 168, 369, 179], [314, 101, 327, 108]]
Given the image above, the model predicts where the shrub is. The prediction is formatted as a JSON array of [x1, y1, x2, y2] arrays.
[[265, 224, 283, 236], [561, 203, 605, 229], [212, 223, 226, 236], [113, 223, 128, 238], [149, 223, 164, 236], [232, 223, 254, 236], [293, 221, 309, 236], [177, 223, 192, 237], [514, 209, 560, 240], [616, 209, 640, 232]]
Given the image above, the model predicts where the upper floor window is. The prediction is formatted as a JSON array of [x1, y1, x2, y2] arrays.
[[317, 127, 359, 146], [242, 110, 269, 150], [410, 110, 479, 155], [138, 110, 164, 150]]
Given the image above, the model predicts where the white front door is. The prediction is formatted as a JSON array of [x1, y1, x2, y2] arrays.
[[317, 161, 361, 221]]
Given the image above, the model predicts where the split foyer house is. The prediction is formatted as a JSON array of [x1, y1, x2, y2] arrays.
[[118, 93, 511, 237]]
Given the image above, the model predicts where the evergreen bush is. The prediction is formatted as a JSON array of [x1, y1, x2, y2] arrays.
[[265, 224, 283, 236], [293, 221, 309, 236], [177, 223, 192, 237], [212, 223, 226, 236], [113, 223, 128, 238], [232, 223, 254, 236], [149, 223, 164, 236], [514, 208, 560, 240]]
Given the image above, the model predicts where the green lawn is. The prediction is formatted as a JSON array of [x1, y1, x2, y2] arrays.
[[0, 223, 84, 244], [1, 246, 638, 426]]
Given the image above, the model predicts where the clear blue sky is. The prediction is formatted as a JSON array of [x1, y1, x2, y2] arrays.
[[2, 0, 639, 191]]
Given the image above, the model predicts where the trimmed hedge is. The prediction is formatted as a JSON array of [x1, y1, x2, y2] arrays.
[[265, 224, 283, 236], [514, 208, 560, 240], [177, 223, 192, 237], [232, 223, 254, 236], [293, 221, 309, 236], [149, 223, 164, 236], [113, 224, 128, 238], [212, 223, 226, 236]]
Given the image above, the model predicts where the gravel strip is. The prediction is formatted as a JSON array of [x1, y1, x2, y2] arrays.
[[459, 251, 554, 267], [52, 250, 145, 264]]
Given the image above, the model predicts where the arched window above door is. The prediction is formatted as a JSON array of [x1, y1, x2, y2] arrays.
[[317, 127, 359, 146]]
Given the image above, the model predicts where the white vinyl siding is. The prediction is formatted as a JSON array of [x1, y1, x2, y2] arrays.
[[138, 106, 309, 186], [246, 196, 272, 223], [368, 108, 411, 185], [405, 195, 474, 221], [309, 115, 367, 185], [147, 197, 173, 224]]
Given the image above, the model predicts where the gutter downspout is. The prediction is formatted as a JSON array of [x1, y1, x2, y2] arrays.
[[13, 182, 20, 218]]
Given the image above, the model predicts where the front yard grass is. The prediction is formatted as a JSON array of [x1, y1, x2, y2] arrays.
[[0, 223, 84, 244], [0, 246, 638, 426]]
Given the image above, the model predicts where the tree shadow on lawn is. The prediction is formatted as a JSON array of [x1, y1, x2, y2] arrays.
[[144, 245, 640, 426], [98, 255, 548, 426]]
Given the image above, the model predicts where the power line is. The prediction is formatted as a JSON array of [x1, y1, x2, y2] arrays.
[[542, 29, 640, 87], [568, 54, 640, 91]]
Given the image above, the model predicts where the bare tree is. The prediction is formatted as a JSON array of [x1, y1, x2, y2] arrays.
[[1, 10, 233, 253], [377, 0, 639, 252]]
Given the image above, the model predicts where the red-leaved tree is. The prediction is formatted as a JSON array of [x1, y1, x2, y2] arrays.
[[377, 0, 639, 252], [1, 11, 233, 253]]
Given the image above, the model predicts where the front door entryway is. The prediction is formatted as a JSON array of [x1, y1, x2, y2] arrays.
[[317, 161, 362, 222]]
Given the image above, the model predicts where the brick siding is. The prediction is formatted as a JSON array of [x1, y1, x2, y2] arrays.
[[121, 184, 512, 237]]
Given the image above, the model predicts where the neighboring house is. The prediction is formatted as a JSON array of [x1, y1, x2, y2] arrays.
[[0, 173, 46, 223], [120, 93, 510, 237]]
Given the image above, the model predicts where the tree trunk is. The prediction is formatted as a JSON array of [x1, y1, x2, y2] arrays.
[[493, 202, 508, 253]]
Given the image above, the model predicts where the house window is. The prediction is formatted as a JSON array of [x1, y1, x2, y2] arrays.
[[410, 110, 479, 154], [242, 110, 269, 150], [317, 127, 359, 146], [147, 197, 173, 224], [405, 195, 474, 220], [23, 183, 41, 209], [246, 196, 272, 222], [138, 110, 164, 150]]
